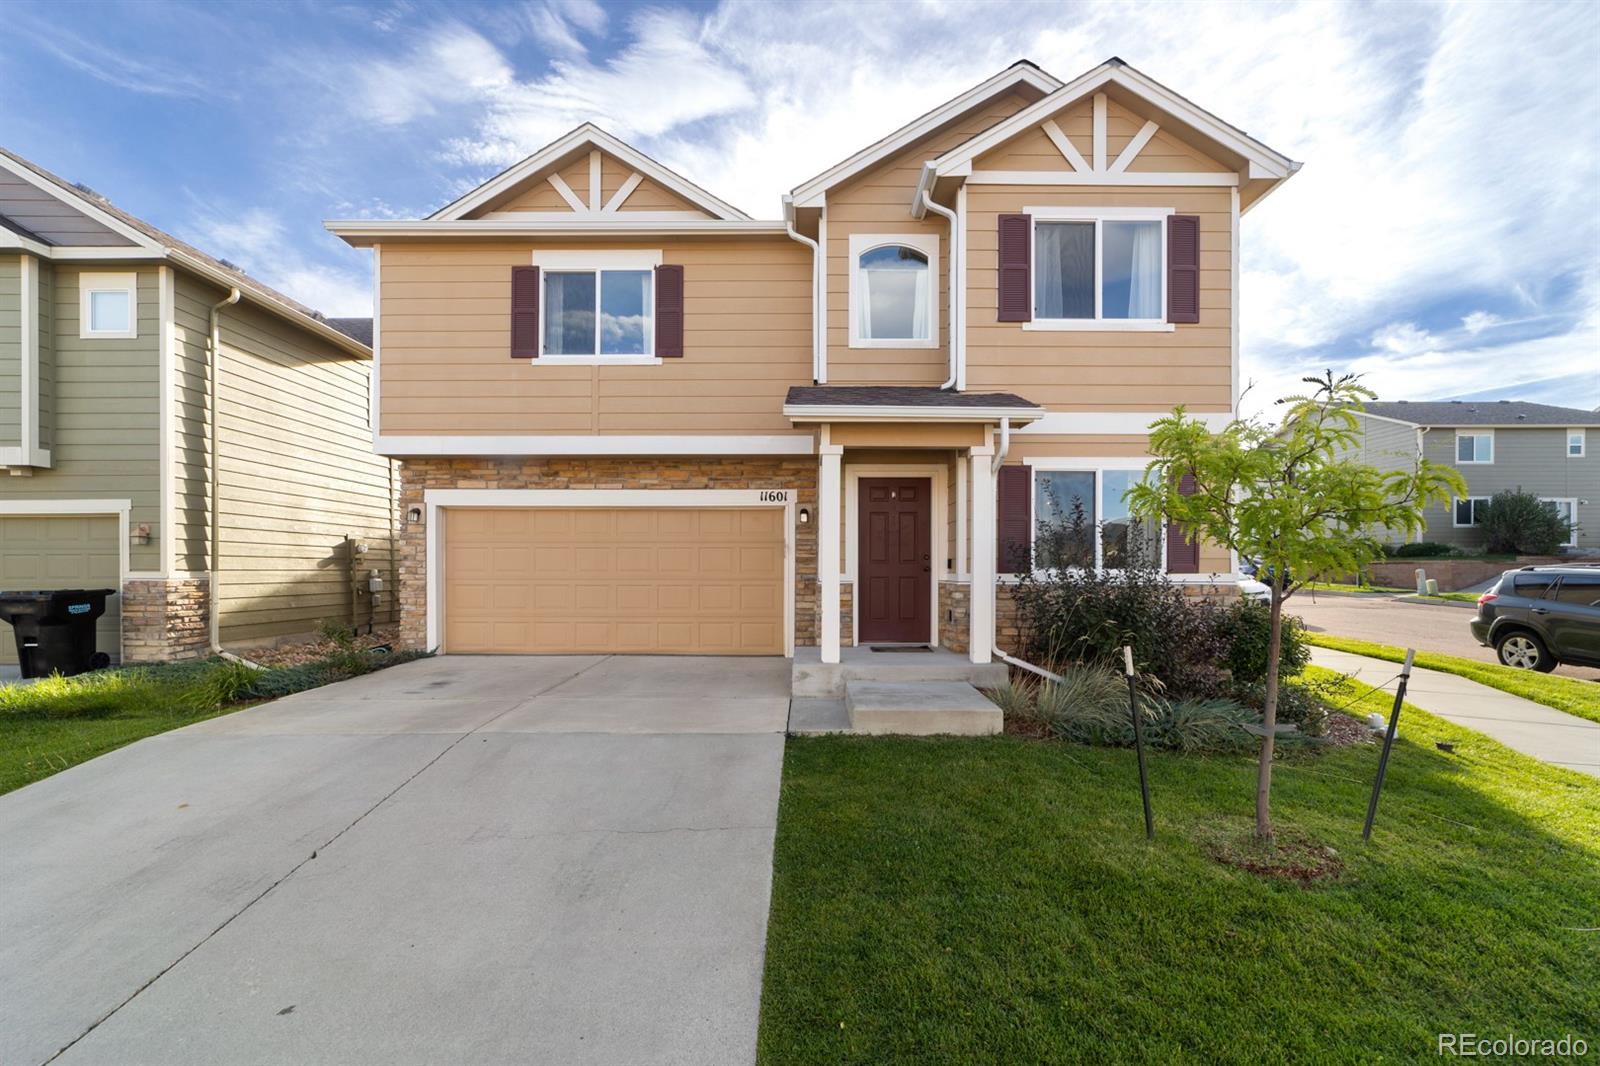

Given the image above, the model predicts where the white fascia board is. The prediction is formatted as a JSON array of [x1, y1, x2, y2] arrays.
[[928, 62, 1298, 181], [327, 219, 788, 241], [0, 152, 165, 252], [428, 123, 751, 222], [783, 404, 1046, 422], [374, 434, 817, 457], [1354, 410, 1422, 429], [790, 64, 1063, 207]]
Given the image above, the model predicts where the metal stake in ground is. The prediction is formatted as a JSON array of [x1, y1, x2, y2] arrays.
[[1123, 645, 1154, 840], [1362, 647, 1416, 842]]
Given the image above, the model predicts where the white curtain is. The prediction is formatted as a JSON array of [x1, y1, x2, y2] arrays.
[[857, 251, 928, 341], [910, 269, 929, 340], [1125, 222, 1162, 319]]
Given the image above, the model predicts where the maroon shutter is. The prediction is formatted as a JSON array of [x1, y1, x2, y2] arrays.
[[1166, 215, 1200, 324], [510, 266, 539, 358], [996, 214, 1032, 322], [656, 265, 684, 358], [996, 463, 1033, 573], [1165, 472, 1201, 573]]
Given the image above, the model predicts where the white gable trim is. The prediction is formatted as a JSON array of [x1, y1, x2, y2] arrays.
[[789, 63, 1062, 207], [429, 124, 750, 222], [916, 60, 1298, 207]]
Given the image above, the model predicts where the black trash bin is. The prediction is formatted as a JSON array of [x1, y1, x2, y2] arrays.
[[0, 589, 118, 679]]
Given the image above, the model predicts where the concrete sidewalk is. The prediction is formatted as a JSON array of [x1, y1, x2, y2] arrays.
[[1311, 648, 1600, 778]]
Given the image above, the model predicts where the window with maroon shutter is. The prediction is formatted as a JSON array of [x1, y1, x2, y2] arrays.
[[1166, 215, 1200, 324], [655, 264, 684, 357], [510, 266, 539, 357], [1165, 472, 1201, 573], [996, 464, 1033, 573], [996, 214, 1032, 322]]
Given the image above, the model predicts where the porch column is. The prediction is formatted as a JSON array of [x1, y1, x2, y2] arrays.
[[819, 443, 843, 664], [968, 445, 995, 664]]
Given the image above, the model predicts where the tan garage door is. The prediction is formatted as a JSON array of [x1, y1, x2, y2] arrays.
[[444, 507, 785, 655], [0, 515, 121, 666]]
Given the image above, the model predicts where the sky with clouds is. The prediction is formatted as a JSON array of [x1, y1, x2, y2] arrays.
[[3, 0, 1595, 414]]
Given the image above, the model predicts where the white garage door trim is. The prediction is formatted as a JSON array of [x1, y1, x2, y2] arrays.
[[0, 498, 133, 662], [424, 488, 797, 656]]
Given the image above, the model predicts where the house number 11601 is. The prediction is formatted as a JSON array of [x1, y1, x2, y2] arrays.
[[759, 490, 789, 502]]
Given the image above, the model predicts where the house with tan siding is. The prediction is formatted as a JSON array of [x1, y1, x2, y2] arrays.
[[0, 147, 396, 666], [327, 57, 1298, 692]]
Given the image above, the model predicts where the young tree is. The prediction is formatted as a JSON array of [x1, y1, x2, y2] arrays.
[[1125, 373, 1464, 840]]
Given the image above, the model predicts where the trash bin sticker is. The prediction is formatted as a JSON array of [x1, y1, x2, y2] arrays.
[[68, 603, 91, 615]]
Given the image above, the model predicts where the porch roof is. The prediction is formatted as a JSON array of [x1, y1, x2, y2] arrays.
[[783, 386, 1045, 423]]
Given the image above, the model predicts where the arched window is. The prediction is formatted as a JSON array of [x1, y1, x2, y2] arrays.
[[849, 235, 937, 347]]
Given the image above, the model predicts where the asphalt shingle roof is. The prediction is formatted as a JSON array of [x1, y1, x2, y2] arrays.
[[1364, 400, 1600, 427], [325, 318, 374, 346], [785, 386, 1041, 409]]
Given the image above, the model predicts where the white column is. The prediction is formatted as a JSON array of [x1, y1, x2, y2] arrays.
[[968, 445, 995, 664], [954, 453, 968, 579], [819, 444, 843, 664]]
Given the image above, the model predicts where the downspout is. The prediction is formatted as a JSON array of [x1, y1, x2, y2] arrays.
[[991, 415, 1011, 474], [921, 190, 959, 390], [783, 207, 822, 385], [208, 287, 241, 656], [1414, 426, 1430, 544]]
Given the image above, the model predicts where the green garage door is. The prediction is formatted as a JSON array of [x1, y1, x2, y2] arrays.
[[0, 515, 121, 667]]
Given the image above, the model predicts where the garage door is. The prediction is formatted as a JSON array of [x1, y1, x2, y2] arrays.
[[444, 507, 785, 655], [0, 515, 121, 666]]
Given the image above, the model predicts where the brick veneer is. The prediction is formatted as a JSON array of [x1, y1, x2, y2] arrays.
[[121, 577, 210, 663], [397, 456, 819, 652]]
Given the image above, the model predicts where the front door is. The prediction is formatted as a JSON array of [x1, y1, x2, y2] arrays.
[[857, 477, 932, 644]]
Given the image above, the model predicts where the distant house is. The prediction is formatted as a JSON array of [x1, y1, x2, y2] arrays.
[[1, 146, 394, 666], [1350, 400, 1600, 550]]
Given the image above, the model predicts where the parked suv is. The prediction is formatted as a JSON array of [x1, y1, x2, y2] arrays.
[[1470, 566, 1600, 671]]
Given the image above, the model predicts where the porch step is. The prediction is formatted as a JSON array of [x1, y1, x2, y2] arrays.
[[844, 680, 1002, 736], [791, 645, 1009, 698]]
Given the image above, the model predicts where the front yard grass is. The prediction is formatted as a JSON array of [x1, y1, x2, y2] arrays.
[[1304, 580, 1411, 596], [758, 671, 1598, 1064], [1305, 633, 1600, 725]]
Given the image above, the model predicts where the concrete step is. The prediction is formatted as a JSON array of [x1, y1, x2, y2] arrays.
[[792, 646, 1009, 698], [844, 680, 1002, 736]]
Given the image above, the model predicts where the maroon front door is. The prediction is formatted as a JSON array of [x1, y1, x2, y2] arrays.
[[857, 478, 932, 644]]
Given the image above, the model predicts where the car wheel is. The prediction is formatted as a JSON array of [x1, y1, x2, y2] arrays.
[[1495, 630, 1556, 672]]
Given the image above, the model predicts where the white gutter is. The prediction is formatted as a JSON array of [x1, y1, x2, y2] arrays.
[[992, 416, 1012, 473], [207, 287, 240, 655], [920, 190, 960, 390], [782, 200, 823, 384]]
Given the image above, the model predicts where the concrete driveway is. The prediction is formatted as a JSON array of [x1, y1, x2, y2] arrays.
[[0, 655, 789, 1066]]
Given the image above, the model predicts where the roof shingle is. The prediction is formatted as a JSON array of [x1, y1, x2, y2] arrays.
[[1364, 400, 1600, 427]]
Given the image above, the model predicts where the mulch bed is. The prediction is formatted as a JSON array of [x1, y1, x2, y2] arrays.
[[1322, 712, 1376, 747], [244, 626, 401, 669], [1196, 820, 1347, 885]]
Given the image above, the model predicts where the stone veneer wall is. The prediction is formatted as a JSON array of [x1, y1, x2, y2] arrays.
[[397, 456, 819, 652], [121, 577, 210, 663], [939, 580, 971, 654]]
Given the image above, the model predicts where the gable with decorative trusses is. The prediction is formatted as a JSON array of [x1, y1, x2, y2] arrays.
[[430, 124, 750, 223]]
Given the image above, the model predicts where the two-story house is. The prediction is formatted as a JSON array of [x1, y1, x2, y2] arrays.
[[1, 147, 397, 667], [327, 57, 1298, 678], [1352, 400, 1599, 549]]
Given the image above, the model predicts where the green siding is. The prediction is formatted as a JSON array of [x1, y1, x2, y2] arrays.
[[1422, 427, 1600, 550], [1, 264, 161, 573], [173, 274, 395, 647], [0, 256, 18, 446]]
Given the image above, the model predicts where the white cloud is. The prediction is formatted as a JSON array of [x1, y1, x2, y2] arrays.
[[525, 0, 608, 55], [351, 25, 513, 126], [184, 207, 371, 317], [1461, 311, 1502, 334]]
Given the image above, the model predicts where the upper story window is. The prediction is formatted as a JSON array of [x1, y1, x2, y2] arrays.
[[79, 272, 137, 339], [1568, 429, 1586, 457], [848, 233, 938, 349], [533, 251, 661, 362], [1456, 431, 1494, 464], [1027, 207, 1171, 332]]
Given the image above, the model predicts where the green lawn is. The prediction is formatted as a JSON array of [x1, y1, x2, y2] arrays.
[[1305, 633, 1600, 725], [758, 672, 1598, 1064], [1304, 581, 1411, 596], [1414, 591, 1482, 604]]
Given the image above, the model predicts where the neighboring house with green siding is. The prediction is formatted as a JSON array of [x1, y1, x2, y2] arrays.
[[1350, 400, 1600, 551], [0, 146, 395, 666]]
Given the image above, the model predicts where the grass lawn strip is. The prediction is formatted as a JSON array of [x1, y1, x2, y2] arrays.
[[1303, 581, 1411, 596], [757, 671, 1597, 1064], [1304, 633, 1600, 725]]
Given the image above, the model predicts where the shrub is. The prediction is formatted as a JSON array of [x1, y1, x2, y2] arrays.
[[317, 618, 357, 649], [243, 647, 430, 701], [1023, 671, 1256, 754], [1012, 504, 1231, 697], [1479, 491, 1573, 554], [1388, 541, 1458, 559], [1222, 600, 1309, 688], [184, 659, 264, 710], [1235, 669, 1345, 737]]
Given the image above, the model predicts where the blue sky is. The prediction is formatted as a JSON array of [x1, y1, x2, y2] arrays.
[[4, 0, 1596, 414]]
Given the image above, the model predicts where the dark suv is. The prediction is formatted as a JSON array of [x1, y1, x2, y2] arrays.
[[1470, 566, 1600, 672]]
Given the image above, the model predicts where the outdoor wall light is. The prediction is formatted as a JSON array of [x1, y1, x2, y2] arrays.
[[407, 505, 423, 524], [798, 506, 812, 525], [130, 523, 151, 546]]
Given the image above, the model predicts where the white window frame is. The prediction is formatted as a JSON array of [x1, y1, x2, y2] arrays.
[[531, 249, 662, 365], [1567, 429, 1586, 458], [846, 232, 940, 350], [1540, 497, 1579, 548], [79, 271, 138, 339], [1455, 430, 1494, 465], [1452, 496, 1489, 528], [1023, 206, 1175, 333], [1029, 458, 1166, 573]]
